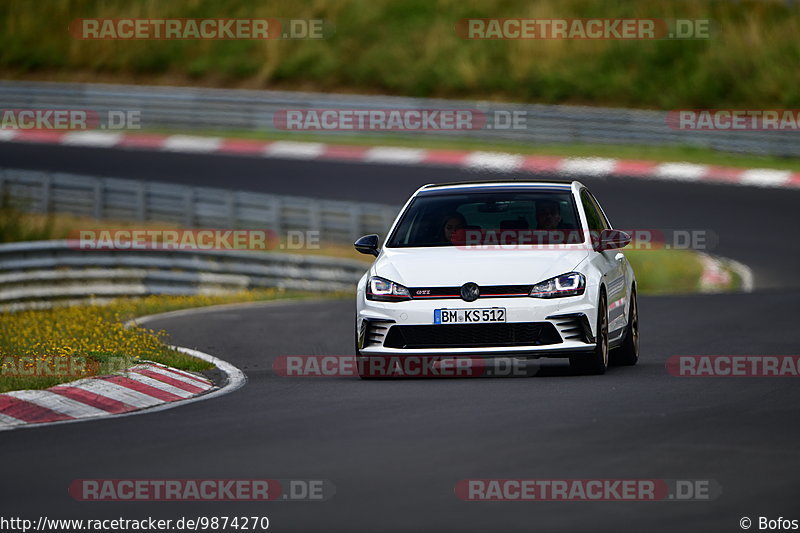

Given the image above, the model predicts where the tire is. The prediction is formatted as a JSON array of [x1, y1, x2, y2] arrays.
[[570, 291, 609, 375], [611, 289, 639, 366]]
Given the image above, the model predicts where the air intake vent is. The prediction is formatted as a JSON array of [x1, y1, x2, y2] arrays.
[[360, 319, 395, 348], [383, 322, 562, 349], [548, 313, 594, 344]]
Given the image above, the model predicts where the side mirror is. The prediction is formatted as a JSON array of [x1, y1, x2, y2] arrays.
[[596, 229, 631, 251], [354, 234, 380, 257]]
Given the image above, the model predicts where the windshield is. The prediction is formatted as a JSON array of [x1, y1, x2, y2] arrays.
[[386, 190, 583, 248]]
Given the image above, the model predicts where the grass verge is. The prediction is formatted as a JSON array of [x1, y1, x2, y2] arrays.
[[0, 289, 340, 393], [626, 248, 703, 295]]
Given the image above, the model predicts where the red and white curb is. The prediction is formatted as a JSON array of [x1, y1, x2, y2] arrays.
[[3, 130, 800, 190], [699, 253, 754, 293], [0, 347, 246, 431]]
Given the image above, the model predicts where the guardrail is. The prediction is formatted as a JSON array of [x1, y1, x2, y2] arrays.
[[0, 80, 796, 157], [0, 240, 368, 311], [0, 167, 399, 244]]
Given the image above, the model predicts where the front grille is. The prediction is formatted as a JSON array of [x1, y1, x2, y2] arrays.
[[383, 322, 562, 349], [409, 284, 532, 299]]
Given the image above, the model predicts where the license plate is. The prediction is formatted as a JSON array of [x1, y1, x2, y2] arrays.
[[434, 308, 506, 324]]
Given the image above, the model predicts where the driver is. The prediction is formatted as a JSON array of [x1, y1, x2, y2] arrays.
[[441, 212, 467, 243], [535, 199, 563, 230]]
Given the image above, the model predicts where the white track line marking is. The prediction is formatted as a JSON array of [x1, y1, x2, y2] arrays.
[[464, 152, 525, 172], [71, 378, 165, 408], [727, 258, 755, 292], [364, 147, 426, 165], [559, 157, 617, 176], [137, 364, 212, 387], [173, 345, 246, 395], [123, 371, 197, 398], [655, 162, 708, 181], [264, 141, 325, 159], [62, 131, 122, 147], [162, 135, 223, 153], [738, 169, 792, 188], [6, 390, 108, 418], [122, 371, 197, 398], [0, 412, 24, 426], [0, 130, 20, 141]]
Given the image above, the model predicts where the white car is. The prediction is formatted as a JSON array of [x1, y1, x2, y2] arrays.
[[354, 180, 638, 377]]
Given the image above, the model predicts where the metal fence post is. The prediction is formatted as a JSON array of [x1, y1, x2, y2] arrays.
[[226, 191, 236, 228], [349, 204, 362, 242], [308, 200, 321, 242], [268, 195, 282, 239], [93, 180, 103, 219], [136, 181, 146, 221], [40, 172, 52, 214], [183, 187, 195, 227]]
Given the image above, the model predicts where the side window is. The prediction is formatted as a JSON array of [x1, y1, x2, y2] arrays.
[[588, 192, 611, 229], [580, 190, 604, 232]]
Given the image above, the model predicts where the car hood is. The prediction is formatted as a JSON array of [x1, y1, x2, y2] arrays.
[[373, 247, 589, 287]]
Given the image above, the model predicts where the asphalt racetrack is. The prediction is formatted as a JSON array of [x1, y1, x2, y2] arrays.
[[1, 142, 799, 532]]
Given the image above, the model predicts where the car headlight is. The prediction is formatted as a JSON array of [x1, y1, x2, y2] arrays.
[[530, 272, 586, 298], [366, 276, 411, 302]]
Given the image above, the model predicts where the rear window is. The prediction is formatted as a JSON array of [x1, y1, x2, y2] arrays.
[[386, 190, 582, 248]]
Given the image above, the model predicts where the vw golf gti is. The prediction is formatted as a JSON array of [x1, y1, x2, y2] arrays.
[[354, 180, 639, 377]]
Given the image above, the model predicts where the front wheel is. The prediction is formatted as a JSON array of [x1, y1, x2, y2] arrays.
[[611, 289, 639, 366], [570, 291, 608, 375]]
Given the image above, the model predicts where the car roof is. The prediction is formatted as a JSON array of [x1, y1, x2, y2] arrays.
[[416, 179, 583, 195]]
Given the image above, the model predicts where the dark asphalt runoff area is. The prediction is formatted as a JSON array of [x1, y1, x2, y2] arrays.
[[1, 142, 799, 532]]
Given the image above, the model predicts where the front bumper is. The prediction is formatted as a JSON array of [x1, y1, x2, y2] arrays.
[[357, 294, 597, 357]]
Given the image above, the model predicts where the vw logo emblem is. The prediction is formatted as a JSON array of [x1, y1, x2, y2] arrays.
[[460, 282, 480, 302]]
